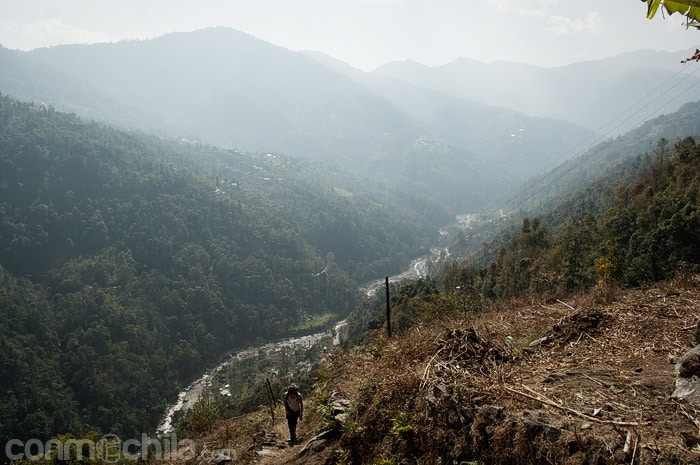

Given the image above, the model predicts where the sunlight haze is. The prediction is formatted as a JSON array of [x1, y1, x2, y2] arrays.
[[1, 0, 698, 70]]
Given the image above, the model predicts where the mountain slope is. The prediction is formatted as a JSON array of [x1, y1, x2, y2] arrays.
[[15, 30, 494, 216], [0, 46, 163, 131], [0, 29, 592, 217], [306, 50, 597, 185], [24, 28, 424, 168], [0, 95, 437, 445], [372, 49, 700, 134], [504, 100, 700, 214]]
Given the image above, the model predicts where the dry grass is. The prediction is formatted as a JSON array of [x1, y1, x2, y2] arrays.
[[163, 275, 700, 465]]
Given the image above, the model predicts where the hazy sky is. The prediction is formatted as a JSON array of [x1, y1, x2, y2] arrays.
[[1, 0, 699, 70]]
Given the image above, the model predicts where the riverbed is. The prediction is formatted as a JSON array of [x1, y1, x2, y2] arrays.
[[157, 246, 443, 434], [156, 217, 469, 435], [156, 319, 348, 434]]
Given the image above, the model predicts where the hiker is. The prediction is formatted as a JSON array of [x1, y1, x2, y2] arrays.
[[283, 384, 303, 443]]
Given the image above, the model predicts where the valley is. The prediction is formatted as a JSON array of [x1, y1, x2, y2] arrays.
[[1, 19, 699, 464], [157, 234, 455, 437]]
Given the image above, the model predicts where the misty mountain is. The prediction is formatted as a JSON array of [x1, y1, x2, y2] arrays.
[[0, 28, 593, 218], [0, 46, 164, 132], [306, 50, 597, 183], [372, 49, 700, 135], [503, 100, 700, 216], [23, 28, 423, 168]]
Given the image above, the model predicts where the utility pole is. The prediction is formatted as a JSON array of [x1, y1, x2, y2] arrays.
[[385, 277, 391, 338], [265, 378, 276, 425]]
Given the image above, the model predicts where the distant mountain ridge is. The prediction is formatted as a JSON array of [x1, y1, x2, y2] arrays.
[[0, 28, 595, 218], [2, 28, 697, 220], [304, 50, 596, 184], [23, 28, 424, 164], [371, 49, 700, 134]]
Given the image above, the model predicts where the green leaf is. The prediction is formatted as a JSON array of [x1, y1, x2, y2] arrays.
[[645, 0, 700, 25], [647, 0, 663, 19], [663, 1, 691, 14]]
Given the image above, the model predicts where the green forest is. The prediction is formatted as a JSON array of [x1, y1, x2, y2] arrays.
[[440, 135, 700, 306], [346, 135, 700, 341], [478, 137, 700, 298], [0, 95, 436, 445]]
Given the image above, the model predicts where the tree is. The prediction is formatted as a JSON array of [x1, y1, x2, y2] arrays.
[[643, 0, 700, 28]]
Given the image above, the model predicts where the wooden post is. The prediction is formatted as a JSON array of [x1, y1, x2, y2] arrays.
[[385, 277, 391, 338], [265, 378, 276, 424]]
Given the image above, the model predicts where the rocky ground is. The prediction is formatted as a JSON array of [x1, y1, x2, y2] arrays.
[[170, 274, 700, 465]]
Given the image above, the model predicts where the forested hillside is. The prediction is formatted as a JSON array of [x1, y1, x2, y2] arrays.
[[504, 100, 700, 214], [155, 122, 700, 465], [0, 94, 436, 445], [441, 134, 700, 305], [0, 29, 598, 218], [436, 100, 700, 268]]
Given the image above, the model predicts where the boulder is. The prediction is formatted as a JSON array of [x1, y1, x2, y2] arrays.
[[672, 345, 700, 404]]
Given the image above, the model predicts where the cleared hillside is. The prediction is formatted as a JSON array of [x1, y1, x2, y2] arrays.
[[166, 275, 700, 465]]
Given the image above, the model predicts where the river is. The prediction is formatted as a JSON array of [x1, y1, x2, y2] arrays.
[[358, 246, 449, 296], [156, 319, 348, 434], [156, 225, 461, 435]]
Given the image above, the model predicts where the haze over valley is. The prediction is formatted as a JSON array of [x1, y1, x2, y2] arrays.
[[2, 2, 700, 462], [3, 27, 700, 220]]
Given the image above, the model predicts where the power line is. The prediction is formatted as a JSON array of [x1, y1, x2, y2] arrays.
[[484, 63, 700, 218], [545, 68, 696, 166], [600, 65, 700, 137]]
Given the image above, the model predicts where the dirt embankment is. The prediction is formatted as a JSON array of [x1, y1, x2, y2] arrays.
[[173, 275, 700, 465]]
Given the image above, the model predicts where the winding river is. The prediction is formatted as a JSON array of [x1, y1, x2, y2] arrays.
[[156, 244, 447, 435], [156, 319, 348, 434]]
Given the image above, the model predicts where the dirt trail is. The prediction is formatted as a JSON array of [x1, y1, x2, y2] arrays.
[[251, 400, 333, 465], [187, 399, 329, 465], [251, 421, 292, 464]]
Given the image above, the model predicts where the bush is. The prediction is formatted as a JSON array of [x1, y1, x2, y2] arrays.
[[177, 398, 220, 435]]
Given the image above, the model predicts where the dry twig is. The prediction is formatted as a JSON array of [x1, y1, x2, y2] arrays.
[[503, 384, 648, 426], [556, 299, 576, 312]]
